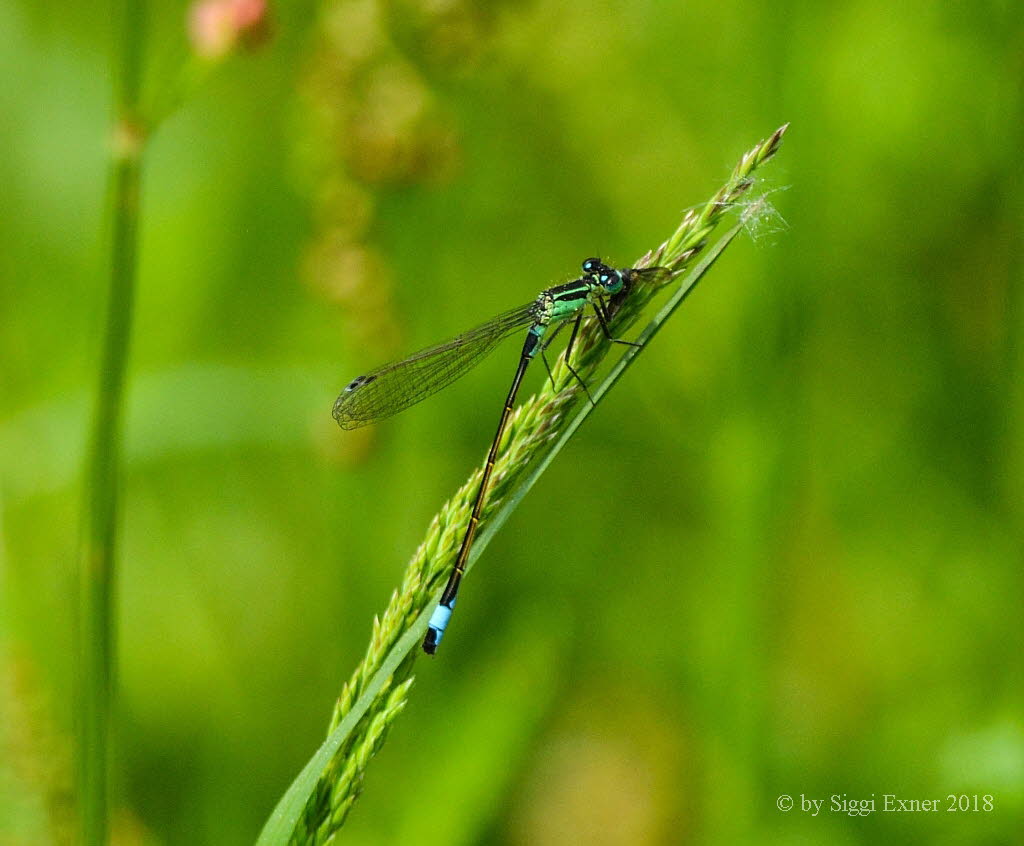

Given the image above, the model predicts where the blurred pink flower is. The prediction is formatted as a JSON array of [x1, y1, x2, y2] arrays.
[[189, 0, 270, 59]]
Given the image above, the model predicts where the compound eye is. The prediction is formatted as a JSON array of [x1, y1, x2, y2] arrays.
[[582, 257, 601, 273]]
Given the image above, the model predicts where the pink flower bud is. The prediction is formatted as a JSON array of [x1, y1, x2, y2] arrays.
[[189, 0, 270, 59]]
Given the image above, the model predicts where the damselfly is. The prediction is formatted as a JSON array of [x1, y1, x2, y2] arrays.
[[334, 258, 659, 654]]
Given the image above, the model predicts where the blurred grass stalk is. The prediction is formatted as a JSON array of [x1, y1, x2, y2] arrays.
[[76, 1, 146, 843], [261, 124, 789, 846]]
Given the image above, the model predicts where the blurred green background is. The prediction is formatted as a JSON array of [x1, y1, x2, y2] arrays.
[[2, 0, 1022, 843]]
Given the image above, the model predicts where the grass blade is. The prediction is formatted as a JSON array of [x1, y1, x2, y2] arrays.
[[260, 124, 788, 845], [76, 2, 146, 842]]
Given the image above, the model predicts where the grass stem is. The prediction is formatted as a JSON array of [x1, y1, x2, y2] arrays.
[[76, 2, 146, 842], [258, 124, 789, 846]]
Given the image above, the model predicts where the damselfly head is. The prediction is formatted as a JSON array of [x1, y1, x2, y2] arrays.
[[580, 257, 615, 290], [581, 257, 624, 294], [581, 257, 604, 274]]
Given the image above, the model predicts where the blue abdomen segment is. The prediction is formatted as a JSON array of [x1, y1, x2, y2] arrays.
[[424, 598, 456, 654], [522, 324, 546, 359]]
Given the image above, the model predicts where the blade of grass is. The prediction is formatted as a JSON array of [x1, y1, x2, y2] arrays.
[[76, 2, 146, 843], [261, 124, 788, 845], [255, 635, 419, 845]]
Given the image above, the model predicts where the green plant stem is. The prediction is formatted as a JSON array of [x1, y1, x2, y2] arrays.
[[259, 122, 788, 846], [77, 2, 146, 843]]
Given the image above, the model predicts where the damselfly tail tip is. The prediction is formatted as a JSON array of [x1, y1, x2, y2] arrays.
[[423, 601, 453, 654]]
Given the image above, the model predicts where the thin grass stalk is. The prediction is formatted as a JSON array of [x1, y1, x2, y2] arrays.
[[263, 123, 788, 846], [76, 2, 146, 843]]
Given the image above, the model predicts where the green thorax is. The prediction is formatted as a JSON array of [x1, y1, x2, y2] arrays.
[[535, 263, 626, 324]]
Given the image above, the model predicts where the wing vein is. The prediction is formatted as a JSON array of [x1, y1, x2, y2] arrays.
[[333, 301, 539, 429]]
